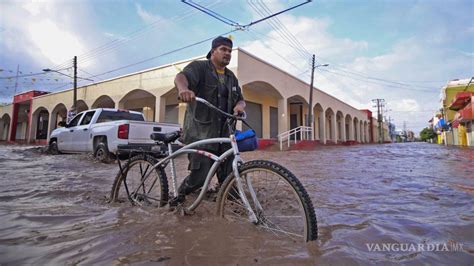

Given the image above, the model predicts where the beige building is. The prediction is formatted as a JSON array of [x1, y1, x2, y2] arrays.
[[0, 48, 377, 146]]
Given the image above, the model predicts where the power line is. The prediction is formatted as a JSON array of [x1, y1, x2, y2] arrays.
[[182, 0, 239, 26], [247, 0, 312, 28], [332, 65, 435, 89], [69, 4, 210, 69], [257, 0, 311, 57], [311, 53, 440, 90], [248, 0, 311, 63], [248, 29, 311, 62], [87, 29, 239, 80], [246, 31, 307, 73], [35, 2, 217, 73], [182, 0, 312, 31], [78, 68, 96, 77], [244, 2, 440, 93], [0, 67, 70, 80], [318, 68, 438, 93]]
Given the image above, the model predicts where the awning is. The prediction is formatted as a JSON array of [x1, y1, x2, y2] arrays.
[[448, 92, 472, 110], [458, 102, 474, 122]]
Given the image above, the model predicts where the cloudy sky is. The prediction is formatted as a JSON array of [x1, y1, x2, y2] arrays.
[[1, 0, 472, 134]]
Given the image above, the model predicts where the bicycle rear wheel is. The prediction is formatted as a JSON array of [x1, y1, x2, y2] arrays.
[[216, 160, 317, 242], [110, 154, 168, 207]]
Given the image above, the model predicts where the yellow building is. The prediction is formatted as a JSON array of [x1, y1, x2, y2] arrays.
[[441, 78, 474, 146], [0, 49, 377, 147]]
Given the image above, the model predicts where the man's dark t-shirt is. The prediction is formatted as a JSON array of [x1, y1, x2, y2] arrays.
[[180, 59, 244, 150]]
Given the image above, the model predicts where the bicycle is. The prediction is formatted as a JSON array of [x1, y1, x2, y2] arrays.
[[110, 97, 318, 242]]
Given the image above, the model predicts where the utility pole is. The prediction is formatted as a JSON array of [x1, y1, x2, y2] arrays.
[[42, 55, 92, 122], [372, 98, 385, 143], [308, 55, 315, 132], [307, 56, 328, 141], [381, 106, 385, 143], [73, 56, 77, 108]]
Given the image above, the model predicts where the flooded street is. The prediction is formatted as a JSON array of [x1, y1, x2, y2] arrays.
[[0, 143, 473, 264]]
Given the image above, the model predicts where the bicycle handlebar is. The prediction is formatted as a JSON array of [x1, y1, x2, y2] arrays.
[[194, 97, 247, 120]]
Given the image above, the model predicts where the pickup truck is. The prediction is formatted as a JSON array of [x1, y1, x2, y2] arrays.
[[49, 108, 180, 162]]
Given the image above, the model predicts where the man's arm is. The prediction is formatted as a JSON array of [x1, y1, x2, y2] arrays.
[[174, 73, 195, 102]]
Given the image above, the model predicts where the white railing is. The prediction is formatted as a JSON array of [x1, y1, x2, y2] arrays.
[[278, 126, 313, 150]]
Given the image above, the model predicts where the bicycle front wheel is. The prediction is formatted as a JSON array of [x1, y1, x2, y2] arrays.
[[216, 160, 317, 242], [110, 154, 168, 207]]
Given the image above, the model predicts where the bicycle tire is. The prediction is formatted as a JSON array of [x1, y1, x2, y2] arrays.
[[110, 154, 169, 207], [216, 160, 317, 242]]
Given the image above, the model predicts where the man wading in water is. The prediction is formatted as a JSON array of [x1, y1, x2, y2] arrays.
[[171, 36, 246, 206]]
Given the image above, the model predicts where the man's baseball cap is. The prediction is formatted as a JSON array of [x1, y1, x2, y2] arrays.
[[206, 36, 233, 59]]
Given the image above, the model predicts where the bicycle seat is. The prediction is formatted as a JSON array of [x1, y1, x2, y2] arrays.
[[150, 130, 181, 144]]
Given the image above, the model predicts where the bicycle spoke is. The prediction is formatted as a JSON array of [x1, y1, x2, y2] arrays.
[[146, 175, 159, 194], [132, 164, 154, 196], [112, 155, 168, 208], [123, 176, 132, 201], [139, 162, 152, 193], [258, 222, 304, 238], [261, 211, 303, 238], [264, 215, 302, 219], [218, 161, 316, 242]]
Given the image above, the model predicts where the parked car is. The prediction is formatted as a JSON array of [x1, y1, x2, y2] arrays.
[[49, 108, 180, 162]]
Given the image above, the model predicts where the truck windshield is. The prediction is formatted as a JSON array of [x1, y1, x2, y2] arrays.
[[96, 111, 145, 123]]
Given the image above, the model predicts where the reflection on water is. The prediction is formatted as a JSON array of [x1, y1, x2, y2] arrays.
[[0, 143, 472, 264]]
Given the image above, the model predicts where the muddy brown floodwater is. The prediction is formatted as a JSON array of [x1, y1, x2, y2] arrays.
[[0, 142, 473, 265]]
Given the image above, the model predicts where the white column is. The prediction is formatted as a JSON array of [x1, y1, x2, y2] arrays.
[[320, 111, 326, 144], [356, 122, 359, 142], [278, 98, 288, 135], [365, 123, 369, 143], [331, 114, 337, 144], [341, 117, 346, 142], [348, 118, 354, 141], [155, 95, 166, 122], [314, 110, 319, 141], [28, 111, 36, 143]]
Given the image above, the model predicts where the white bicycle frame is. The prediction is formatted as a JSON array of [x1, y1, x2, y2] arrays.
[[138, 97, 263, 223]]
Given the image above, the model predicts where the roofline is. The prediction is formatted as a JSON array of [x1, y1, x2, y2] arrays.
[[14, 89, 50, 95], [32, 52, 211, 101], [32, 48, 366, 118]]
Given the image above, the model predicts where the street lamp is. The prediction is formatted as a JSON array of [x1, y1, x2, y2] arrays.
[[307, 55, 328, 140], [42, 56, 93, 109]]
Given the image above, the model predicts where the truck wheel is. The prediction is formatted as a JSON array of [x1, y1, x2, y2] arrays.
[[95, 142, 111, 163], [49, 140, 60, 155]]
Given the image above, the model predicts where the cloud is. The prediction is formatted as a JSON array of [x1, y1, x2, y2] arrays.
[[393, 99, 420, 112], [136, 3, 162, 24], [241, 14, 370, 110], [28, 19, 87, 66], [1, 1, 97, 68], [242, 15, 368, 72], [240, 5, 470, 133]]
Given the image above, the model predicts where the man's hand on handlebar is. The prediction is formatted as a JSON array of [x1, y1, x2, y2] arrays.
[[233, 101, 246, 115], [179, 89, 196, 102]]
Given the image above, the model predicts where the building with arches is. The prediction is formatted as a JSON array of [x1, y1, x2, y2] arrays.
[[0, 48, 383, 146]]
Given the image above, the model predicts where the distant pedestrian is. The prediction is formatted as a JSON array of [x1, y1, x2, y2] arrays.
[[67, 106, 77, 124]]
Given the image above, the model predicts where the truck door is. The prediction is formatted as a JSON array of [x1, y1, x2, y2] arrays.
[[61, 113, 84, 151], [71, 110, 96, 151]]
